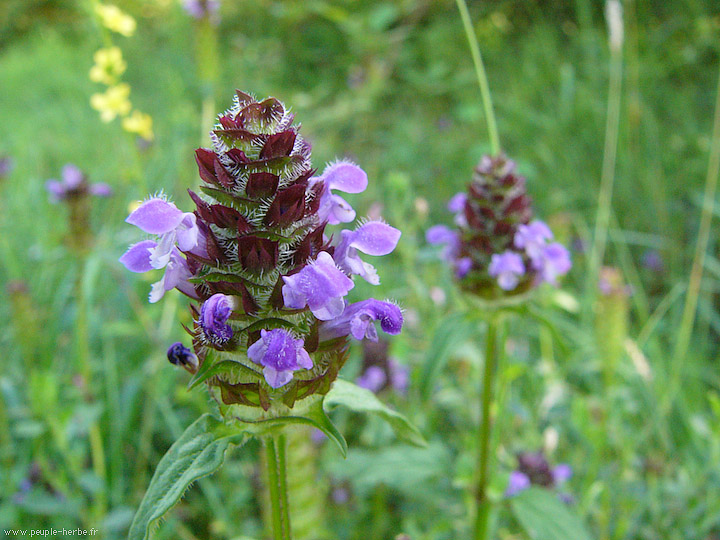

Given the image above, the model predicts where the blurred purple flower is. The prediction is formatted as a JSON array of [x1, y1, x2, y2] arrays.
[[0, 156, 14, 178], [505, 471, 531, 497], [642, 249, 664, 272], [45, 164, 113, 202], [489, 251, 525, 290], [247, 329, 313, 388], [356, 365, 386, 392], [167, 342, 198, 370], [388, 359, 409, 394], [182, 0, 220, 21], [515, 220, 553, 261], [534, 243, 571, 285]]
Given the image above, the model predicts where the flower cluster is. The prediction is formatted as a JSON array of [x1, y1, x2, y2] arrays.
[[46, 164, 113, 202], [505, 451, 572, 503], [89, 6, 154, 142], [355, 340, 409, 395], [427, 154, 571, 299], [120, 92, 403, 412], [182, 0, 221, 23]]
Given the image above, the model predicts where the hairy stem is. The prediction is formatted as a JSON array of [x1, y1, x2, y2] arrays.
[[455, 0, 500, 155], [266, 434, 292, 540]]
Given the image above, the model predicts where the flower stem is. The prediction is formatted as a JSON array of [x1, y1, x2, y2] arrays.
[[455, 0, 500, 155], [474, 315, 500, 540], [266, 434, 292, 540]]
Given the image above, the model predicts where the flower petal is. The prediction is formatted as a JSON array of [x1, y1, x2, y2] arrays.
[[320, 161, 368, 193], [119, 240, 157, 273], [126, 198, 185, 235], [348, 221, 401, 256]]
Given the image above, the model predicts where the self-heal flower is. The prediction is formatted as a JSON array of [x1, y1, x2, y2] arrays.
[[119, 242, 197, 302], [319, 299, 403, 342], [126, 197, 199, 268], [282, 251, 354, 320], [183, 0, 220, 22], [200, 294, 234, 344], [535, 243, 571, 285], [167, 342, 198, 370], [515, 220, 553, 262], [505, 451, 573, 498], [333, 221, 401, 284], [505, 471, 531, 497], [247, 329, 313, 388], [310, 161, 368, 224], [488, 251, 525, 291], [356, 365, 386, 393], [45, 164, 113, 202]]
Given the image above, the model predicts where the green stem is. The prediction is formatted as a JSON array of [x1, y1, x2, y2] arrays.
[[266, 434, 292, 540], [665, 64, 720, 410], [584, 17, 624, 323], [474, 316, 500, 540], [455, 0, 500, 155]]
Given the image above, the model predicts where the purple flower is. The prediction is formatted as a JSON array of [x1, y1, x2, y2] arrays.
[[126, 197, 200, 268], [488, 251, 525, 290], [333, 221, 401, 284], [535, 243, 571, 285], [426, 225, 460, 255], [182, 0, 220, 20], [515, 220, 553, 261], [167, 342, 198, 370], [505, 471, 531, 497], [388, 359, 409, 394], [447, 192, 467, 213], [200, 294, 234, 343], [553, 464, 572, 484], [45, 164, 113, 202], [0, 156, 15, 178], [455, 257, 473, 278], [642, 250, 664, 272], [282, 251, 354, 320], [119, 242, 198, 303], [247, 329, 313, 388], [310, 161, 368, 224], [319, 299, 403, 342], [356, 365, 386, 392]]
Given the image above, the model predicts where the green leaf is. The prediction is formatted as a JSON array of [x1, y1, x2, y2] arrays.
[[323, 379, 426, 447], [128, 414, 247, 540], [510, 487, 593, 540], [187, 358, 261, 390], [419, 312, 476, 399]]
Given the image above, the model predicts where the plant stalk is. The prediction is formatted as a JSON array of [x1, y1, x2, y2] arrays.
[[455, 0, 500, 155], [266, 434, 292, 540], [474, 316, 500, 540]]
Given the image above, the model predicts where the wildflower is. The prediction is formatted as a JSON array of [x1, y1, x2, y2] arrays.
[[356, 365, 386, 392], [167, 342, 198, 371], [641, 249, 664, 272], [505, 451, 572, 500], [333, 221, 402, 284], [45, 164, 113, 202], [426, 154, 571, 299], [89, 46, 126, 85], [182, 0, 220, 22], [200, 293, 234, 344], [122, 110, 154, 141], [125, 196, 200, 268], [248, 329, 313, 389], [91, 83, 131, 122], [95, 3, 137, 36], [120, 92, 403, 405], [0, 156, 14, 179]]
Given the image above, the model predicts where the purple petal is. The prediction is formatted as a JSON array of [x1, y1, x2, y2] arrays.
[[200, 294, 234, 343], [455, 257, 473, 278], [89, 183, 113, 197], [126, 198, 185, 235], [319, 299, 403, 341], [346, 222, 401, 256], [327, 194, 356, 224], [506, 471, 531, 497], [45, 180, 66, 202], [553, 464, 572, 484], [447, 192, 467, 213], [248, 328, 313, 388], [263, 366, 294, 389], [320, 161, 368, 193], [489, 251, 525, 291], [175, 213, 199, 252], [119, 240, 157, 273], [62, 164, 84, 189], [356, 366, 386, 393], [426, 225, 458, 246]]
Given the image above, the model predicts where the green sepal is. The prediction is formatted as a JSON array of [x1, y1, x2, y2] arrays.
[[127, 414, 247, 540], [187, 358, 261, 390], [323, 379, 426, 448]]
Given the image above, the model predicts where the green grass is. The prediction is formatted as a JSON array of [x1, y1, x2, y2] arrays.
[[1, 1, 720, 539]]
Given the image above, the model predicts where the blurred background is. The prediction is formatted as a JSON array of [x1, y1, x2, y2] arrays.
[[1, 0, 719, 539]]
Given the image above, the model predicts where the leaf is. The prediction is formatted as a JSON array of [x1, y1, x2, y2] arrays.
[[510, 487, 593, 540], [419, 312, 476, 399], [128, 414, 247, 540], [324, 379, 426, 447], [187, 358, 261, 390]]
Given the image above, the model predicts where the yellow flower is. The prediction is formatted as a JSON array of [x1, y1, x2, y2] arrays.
[[90, 83, 132, 123], [89, 46, 127, 85], [95, 3, 137, 37], [122, 110, 154, 141]]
